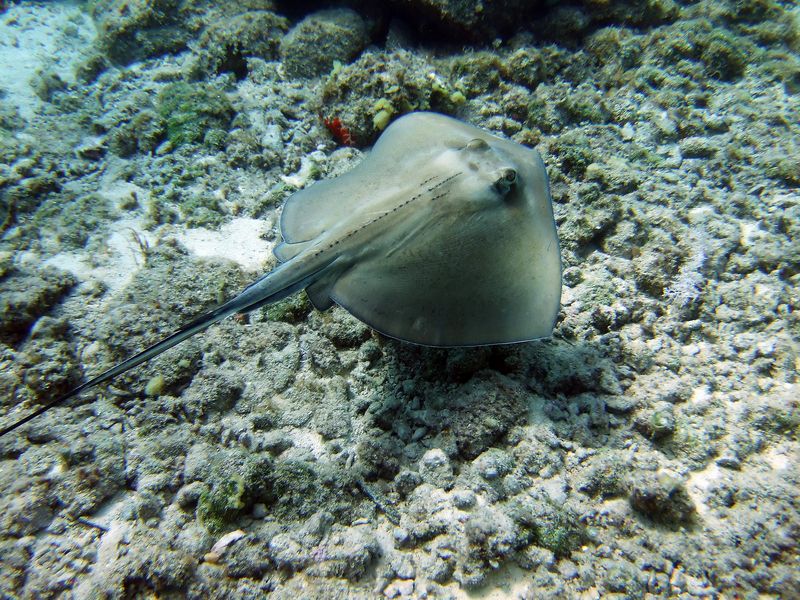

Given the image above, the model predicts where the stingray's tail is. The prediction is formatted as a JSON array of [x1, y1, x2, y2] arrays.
[[0, 261, 327, 437]]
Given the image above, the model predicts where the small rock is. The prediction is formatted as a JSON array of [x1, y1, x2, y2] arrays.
[[575, 456, 626, 498], [175, 482, 208, 510], [605, 395, 639, 414], [450, 374, 528, 459], [585, 158, 640, 192], [472, 448, 513, 481], [635, 402, 676, 440], [31, 69, 66, 102], [715, 454, 741, 470], [604, 560, 643, 594], [563, 266, 584, 286], [558, 559, 579, 579], [75, 136, 107, 160], [393, 527, 410, 546], [259, 430, 293, 455], [131, 491, 163, 522], [419, 448, 455, 489], [629, 469, 695, 524], [280, 9, 368, 79], [393, 470, 422, 498], [384, 578, 414, 598], [679, 136, 718, 159], [389, 552, 416, 579], [452, 489, 476, 509]]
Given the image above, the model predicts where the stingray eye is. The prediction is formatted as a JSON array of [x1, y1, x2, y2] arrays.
[[466, 138, 489, 151], [493, 168, 518, 195]]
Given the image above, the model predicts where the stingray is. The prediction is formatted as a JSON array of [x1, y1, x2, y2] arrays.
[[0, 112, 561, 436]]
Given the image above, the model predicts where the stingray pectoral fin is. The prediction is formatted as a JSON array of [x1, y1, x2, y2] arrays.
[[0, 259, 332, 437]]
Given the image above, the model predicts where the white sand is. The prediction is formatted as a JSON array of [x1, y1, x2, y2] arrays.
[[0, 1, 96, 119], [176, 217, 273, 273], [43, 217, 154, 291]]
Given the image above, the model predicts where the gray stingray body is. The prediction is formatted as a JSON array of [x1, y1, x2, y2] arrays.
[[273, 111, 561, 346], [0, 112, 561, 436]]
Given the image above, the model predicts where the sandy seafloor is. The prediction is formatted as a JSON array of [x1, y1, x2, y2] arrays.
[[0, 0, 798, 598]]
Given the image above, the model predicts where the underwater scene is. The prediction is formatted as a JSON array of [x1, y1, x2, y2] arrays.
[[0, 0, 798, 597]]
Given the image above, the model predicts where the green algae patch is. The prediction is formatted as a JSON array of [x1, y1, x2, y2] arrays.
[[532, 505, 589, 558], [32, 193, 114, 248], [700, 29, 750, 81], [197, 476, 246, 534], [262, 460, 360, 522], [147, 189, 224, 228], [108, 109, 166, 157], [266, 293, 312, 324], [550, 131, 595, 178], [156, 82, 234, 148]]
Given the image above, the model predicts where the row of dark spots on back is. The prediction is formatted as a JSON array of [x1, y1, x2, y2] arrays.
[[308, 172, 462, 259]]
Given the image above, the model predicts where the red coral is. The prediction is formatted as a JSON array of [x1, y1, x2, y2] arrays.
[[323, 116, 354, 147]]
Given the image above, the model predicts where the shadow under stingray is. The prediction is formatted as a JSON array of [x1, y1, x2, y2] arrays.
[[356, 334, 625, 482]]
